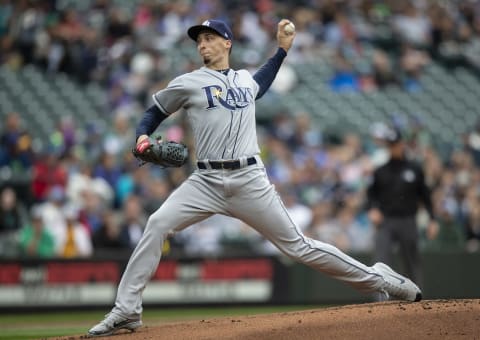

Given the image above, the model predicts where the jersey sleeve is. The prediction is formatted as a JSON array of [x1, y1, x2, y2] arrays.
[[152, 76, 188, 115], [252, 48, 287, 99], [245, 70, 260, 99]]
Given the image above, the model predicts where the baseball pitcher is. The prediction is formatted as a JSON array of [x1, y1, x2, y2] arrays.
[[89, 18, 422, 337]]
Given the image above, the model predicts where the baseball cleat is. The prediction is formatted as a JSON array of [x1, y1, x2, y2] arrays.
[[373, 262, 422, 302], [88, 312, 142, 337]]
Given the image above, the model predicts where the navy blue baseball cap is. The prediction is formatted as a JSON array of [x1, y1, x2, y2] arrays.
[[188, 19, 233, 42]]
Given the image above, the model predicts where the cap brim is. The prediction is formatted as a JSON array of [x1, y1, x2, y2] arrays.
[[187, 25, 204, 41]]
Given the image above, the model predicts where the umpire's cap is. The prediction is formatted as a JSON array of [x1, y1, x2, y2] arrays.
[[188, 19, 233, 42], [384, 127, 403, 144]]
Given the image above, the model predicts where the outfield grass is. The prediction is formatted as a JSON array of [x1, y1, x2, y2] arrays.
[[0, 305, 319, 340]]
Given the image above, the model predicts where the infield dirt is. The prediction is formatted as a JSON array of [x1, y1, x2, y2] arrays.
[[60, 299, 479, 340]]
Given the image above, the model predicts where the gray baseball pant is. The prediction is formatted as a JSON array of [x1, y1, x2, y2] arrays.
[[113, 164, 384, 317]]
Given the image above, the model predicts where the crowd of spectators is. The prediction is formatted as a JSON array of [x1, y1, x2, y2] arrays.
[[1, 0, 480, 97], [1, 110, 479, 259], [1, 0, 480, 259]]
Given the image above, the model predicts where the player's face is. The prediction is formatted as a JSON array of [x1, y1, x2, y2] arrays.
[[196, 31, 231, 68]]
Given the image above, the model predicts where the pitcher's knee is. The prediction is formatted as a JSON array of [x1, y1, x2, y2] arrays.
[[145, 212, 173, 237]]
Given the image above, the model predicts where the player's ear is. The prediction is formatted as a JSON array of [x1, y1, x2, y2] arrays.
[[225, 39, 232, 51]]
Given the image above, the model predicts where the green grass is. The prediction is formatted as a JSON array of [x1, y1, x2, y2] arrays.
[[0, 305, 319, 340]]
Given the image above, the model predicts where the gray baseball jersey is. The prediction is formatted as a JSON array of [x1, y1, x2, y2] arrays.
[[152, 67, 260, 161]]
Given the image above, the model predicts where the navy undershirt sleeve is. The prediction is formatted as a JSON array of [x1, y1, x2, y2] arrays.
[[253, 48, 287, 99], [135, 105, 169, 141]]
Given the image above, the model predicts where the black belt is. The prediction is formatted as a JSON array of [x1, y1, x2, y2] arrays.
[[197, 157, 257, 170]]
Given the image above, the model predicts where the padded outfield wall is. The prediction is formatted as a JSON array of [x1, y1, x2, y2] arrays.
[[0, 252, 478, 310]]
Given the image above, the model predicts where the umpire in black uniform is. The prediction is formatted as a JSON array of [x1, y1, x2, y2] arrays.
[[367, 128, 437, 286]]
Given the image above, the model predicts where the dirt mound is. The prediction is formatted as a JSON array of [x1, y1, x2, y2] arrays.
[[74, 299, 479, 340]]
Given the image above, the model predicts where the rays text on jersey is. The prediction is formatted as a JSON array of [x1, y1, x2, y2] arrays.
[[202, 85, 254, 110]]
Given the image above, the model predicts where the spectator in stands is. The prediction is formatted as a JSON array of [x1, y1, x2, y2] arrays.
[[115, 160, 141, 208], [281, 185, 313, 233], [466, 119, 480, 167], [0, 186, 26, 257], [58, 204, 93, 258], [422, 146, 443, 189], [323, 7, 359, 51], [337, 132, 368, 191], [31, 147, 67, 202], [283, 7, 316, 63], [9, 0, 45, 65], [79, 187, 108, 234], [106, 6, 132, 42], [291, 112, 323, 151], [92, 210, 128, 254], [93, 152, 123, 192], [329, 50, 359, 92], [429, 2, 456, 55], [66, 163, 94, 207], [424, 184, 466, 252], [18, 205, 55, 258], [399, 43, 430, 92], [119, 194, 146, 249], [312, 205, 347, 250], [39, 185, 67, 254], [315, 205, 373, 253], [0, 112, 33, 171], [307, 199, 333, 237], [142, 177, 172, 215], [0, 185, 25, 232], [239, 7, 270, 49], [179, 215, 227, 256], [0, 1, 13, 41], [264, 134, 295, 186], [392, 1, 431, 47], [81, 122, 105, 165], [49, 7, 94, 79], [55, 116, 77, 156], [372, 49, 399, 89], [103, 112, 135, 159], [463, 183, 480, 252]]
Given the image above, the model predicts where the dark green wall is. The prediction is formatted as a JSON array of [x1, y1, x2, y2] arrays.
[[286, 252, 480, 304]]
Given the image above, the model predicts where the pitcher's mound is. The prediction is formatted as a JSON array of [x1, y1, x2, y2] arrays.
[[78, 299, 479, 340]]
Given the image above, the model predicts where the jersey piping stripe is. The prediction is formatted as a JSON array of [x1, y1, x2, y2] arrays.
[[152, 94, 172, 115], [230, 72, 242, 158], [275, 190, 384, 279], [233, 71, 240, 87]]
